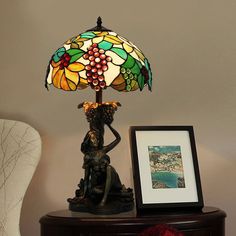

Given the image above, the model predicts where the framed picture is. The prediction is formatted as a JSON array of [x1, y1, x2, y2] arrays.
[[130, 126, 203, 213]]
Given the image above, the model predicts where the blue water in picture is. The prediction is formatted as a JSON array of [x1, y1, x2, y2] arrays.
[[152, 171, 180, 188]]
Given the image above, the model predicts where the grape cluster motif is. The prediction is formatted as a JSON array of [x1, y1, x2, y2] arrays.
[[101, 105, 116, 125], [84, 103, 118, 125], [83, 43, 112, 91], [59, 53, 71, 69], [85, 107, 96, 123], [120, 67, 136, 91]]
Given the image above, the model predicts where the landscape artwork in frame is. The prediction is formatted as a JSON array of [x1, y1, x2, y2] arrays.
[[130, 126, 204, 213], [148, 145, 186, 189]]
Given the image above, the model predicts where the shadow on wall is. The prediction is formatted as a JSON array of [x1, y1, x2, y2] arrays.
[[197, 144, 235, 236]]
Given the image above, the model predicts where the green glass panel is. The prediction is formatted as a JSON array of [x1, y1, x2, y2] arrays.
[[67, 49, 84, 56], [70, 52, 85, 63], [121, 68, 126, 74], [129, 73, 134, 79], [137, 60, 143, 69], [144, 58, 152, 90], [123, 56, 144, 90], [98, 41, 113, 50], [53, 55, 60, 63], [110, 48, 127, 60], [123, 55, 135, 68], [80, 32, 96, 39], [145, 59, 151, 73], [53, 47, 66, 62], [124, 73, 129, 79], [148, 77, 152, 91], [126, 68, 131, 74], [131, 62, 140, 75], [137, 74, 144, 91], [126, 84, 132, 91]]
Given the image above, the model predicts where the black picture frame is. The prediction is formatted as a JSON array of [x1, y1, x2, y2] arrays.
[[130, 126, 203, 214]]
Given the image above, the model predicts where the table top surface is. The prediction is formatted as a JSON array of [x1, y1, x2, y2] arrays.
[[42, 206, 226, 221]]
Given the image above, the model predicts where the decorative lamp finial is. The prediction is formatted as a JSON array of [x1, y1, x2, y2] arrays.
[[97, 16, 102, 28], [86, 17, 111, 32]]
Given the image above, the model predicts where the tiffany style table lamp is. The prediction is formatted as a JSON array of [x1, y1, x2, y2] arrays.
[[45, 17, 152, 214]]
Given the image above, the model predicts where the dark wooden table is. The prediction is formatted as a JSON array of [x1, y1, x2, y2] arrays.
[[40, 206, 226, 236]]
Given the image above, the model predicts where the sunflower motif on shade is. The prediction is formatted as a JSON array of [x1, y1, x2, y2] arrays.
[[45, 30, 152, 92]]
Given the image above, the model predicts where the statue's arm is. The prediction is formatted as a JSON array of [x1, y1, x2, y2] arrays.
[[103, 124, 121, 153]]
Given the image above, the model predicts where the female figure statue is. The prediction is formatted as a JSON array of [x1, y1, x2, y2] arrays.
[[68, 102, 133, 214]]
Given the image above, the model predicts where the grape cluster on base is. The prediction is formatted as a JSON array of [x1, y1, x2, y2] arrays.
[[84, 104, 118, 125]]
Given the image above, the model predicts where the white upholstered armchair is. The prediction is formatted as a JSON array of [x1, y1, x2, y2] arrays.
[[0, 119, 41, 236]]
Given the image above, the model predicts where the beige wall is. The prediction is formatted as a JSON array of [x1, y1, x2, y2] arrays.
[[0, 0, 235, 235]]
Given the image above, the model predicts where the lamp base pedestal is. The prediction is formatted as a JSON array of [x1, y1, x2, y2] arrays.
[[68, 182, 134, 215], [68, 101, 134, 215]]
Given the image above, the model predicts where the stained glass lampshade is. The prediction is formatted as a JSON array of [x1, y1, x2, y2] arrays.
[[45, 17, 152, 98], [45, 18, 153, 214]]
